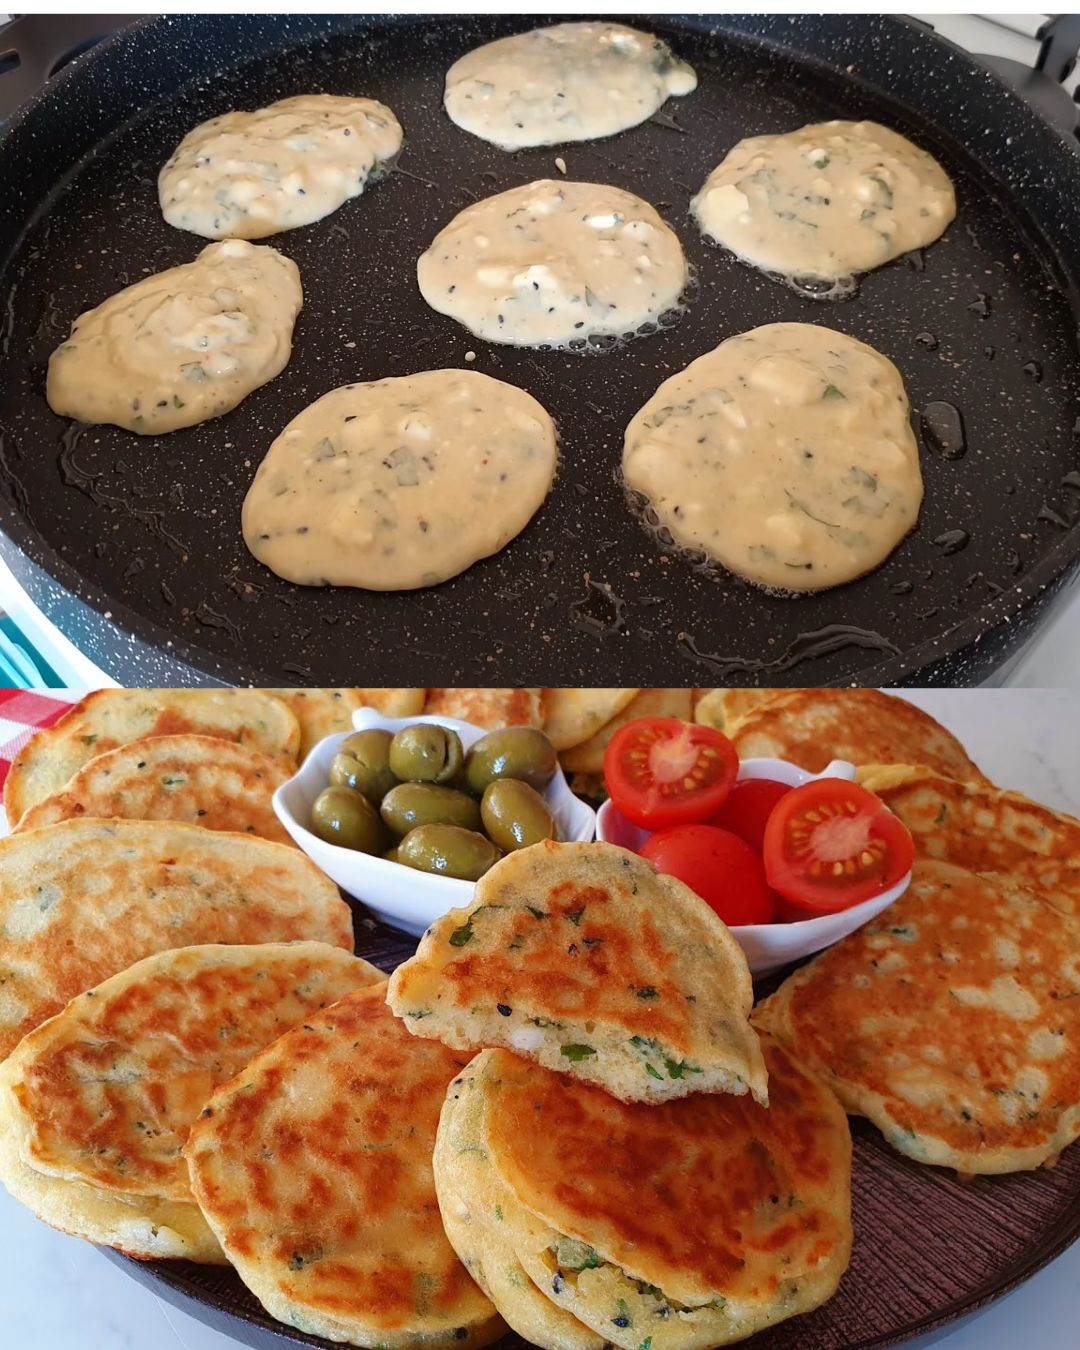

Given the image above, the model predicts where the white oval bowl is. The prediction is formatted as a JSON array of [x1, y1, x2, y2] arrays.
[[274, 708, 597, 936], [597, 756, 911, 976]]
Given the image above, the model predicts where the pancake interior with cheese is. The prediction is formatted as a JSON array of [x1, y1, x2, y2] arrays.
[[857, 763, 1080, 917], [3, 687, 300, 823], [435, 1040, 852, 1350], [755, 860, 1080, 1173], [730, 688, 988, 782], [0, 818, 354, 1059], [387, 840, 767, 1106], [185, 985, 504, 1349], [13, 734, 292, 843], [0, 943, 383, 1261]]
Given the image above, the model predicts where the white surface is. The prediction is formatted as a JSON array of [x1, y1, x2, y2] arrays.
[[597, 755, 913, 975], [1, 689, 1079, 1347], [275, 708, 596, 935]]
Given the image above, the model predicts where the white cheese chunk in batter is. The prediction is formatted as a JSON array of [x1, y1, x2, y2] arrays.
[[46, 240, 302, 435], [159, 94, 403, 240], [692, 119, 956, 284], [622, 322, 923, 592], [242, 370, 558, 590], [417, 179, 687, 348], [445, 22, 696, 150]]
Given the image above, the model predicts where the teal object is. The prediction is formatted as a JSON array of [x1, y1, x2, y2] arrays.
[[0, 617, 60, 688]]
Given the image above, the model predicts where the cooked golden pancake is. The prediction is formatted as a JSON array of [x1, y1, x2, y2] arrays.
[[4, 689, 300, 822], [540, 690, 640, 752], [424, 689, 543, 729], [729, 689, 988, 781], [0, 819, 353, 1059], [755, 860, 1080, 1173], [185, 986, 503, 1349], [13, 734, 291, 843], [434, 1063, 606, 1350], [0, 943, 382, 1261], [388, 840, 766, 1105], [436, 1041, 851, 1349], [559, 688, 693, 775], [857, 764, 1080, 918], [693, 688, 791, 732], [266, 689, 425, 759]]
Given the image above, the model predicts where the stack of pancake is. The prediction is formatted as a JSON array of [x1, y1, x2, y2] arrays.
[[0, 686, 1077, 1349]]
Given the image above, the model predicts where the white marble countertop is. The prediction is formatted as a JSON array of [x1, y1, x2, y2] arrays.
[[1, 690, 1079, 1348]]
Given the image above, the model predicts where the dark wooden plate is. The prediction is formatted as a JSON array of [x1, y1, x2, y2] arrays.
[[105, 905, 1080, 1350]]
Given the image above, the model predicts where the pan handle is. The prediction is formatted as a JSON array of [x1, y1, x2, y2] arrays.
[[0, 15, 136, 124]]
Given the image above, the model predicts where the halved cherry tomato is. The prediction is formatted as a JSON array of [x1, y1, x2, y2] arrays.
[[762, 778, 914, 917], [604, 718, 738, 830], [640, 824, 776, 927], [708, 777, 792, 852]]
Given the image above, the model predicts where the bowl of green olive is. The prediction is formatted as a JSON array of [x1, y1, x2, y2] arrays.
[[273, 709, 597, 935]]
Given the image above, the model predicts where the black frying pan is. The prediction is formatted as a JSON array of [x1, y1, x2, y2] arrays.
[[1, 14, 1079, 687]]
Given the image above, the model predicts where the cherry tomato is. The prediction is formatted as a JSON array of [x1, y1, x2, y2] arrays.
[[762, 778, 914, 917], [708, 777, 792, 852], [604, 718, 738, 830], [640, 824, 776, 927]]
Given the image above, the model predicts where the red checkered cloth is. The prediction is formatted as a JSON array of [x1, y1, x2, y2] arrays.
[[0, 690, 79, 797]]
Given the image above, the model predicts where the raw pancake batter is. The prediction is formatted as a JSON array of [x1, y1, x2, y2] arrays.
[[444, 22, 696, 150], [417, 179, 687, 347], [242, 369, 558, 590], [622, 322, 923, 592], [692, 120, 956, 283], [159, 94, 403, 240], [46, 240, 302, 435]]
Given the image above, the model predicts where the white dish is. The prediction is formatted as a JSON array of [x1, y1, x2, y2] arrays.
[[597, 756, 912, 976], [274, 707, 597, 936]]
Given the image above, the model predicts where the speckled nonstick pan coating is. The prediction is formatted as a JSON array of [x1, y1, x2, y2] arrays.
[[1, 14, 1079, 686], [103, 909, 1080, 1350]]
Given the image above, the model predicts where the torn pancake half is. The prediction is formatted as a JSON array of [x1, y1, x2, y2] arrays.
[[388, 840, 766, 1106]]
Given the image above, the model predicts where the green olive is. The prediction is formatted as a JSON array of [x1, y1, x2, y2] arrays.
[[388, 724, 464, 784], [481, 778, 556, 852], [380, 783, 482, 838], [464, 727, 558, 796], [397, 824, 499, 881], [310, 786, 386, 854], [329, 729, 398, 803], [382, 847, 400, 863]]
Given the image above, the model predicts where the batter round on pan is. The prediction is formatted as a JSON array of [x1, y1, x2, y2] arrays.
[[622, 321, 923, 591], [444, 22, 697, 150], [46, 240, 301, 435], [242, 369, 558, 590], [417, 180, 687, 348], [159, 94, 403, 240], [691, 119, 955, 286]]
